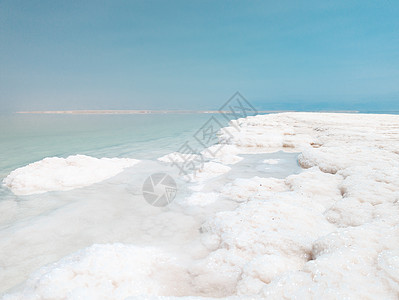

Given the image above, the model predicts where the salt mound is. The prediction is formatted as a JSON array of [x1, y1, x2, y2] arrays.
[[194, 199, 335, 296], [3, 155, 139, 195], [181, 192, 219, 207], [262, 222, 399, 299], [220, 176, 287, 202], [201, 145, 243, 165], [189, 162, 231, 182], [216, 112, 399, 298], [2, 244, 192, 300]]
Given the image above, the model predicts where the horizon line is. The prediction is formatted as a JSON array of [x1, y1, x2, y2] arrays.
[[16, 109, 360, 115]]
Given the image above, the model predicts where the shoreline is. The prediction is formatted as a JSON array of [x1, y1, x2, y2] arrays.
[[2, 112, 399, 298], [15, 109, 360, 115]]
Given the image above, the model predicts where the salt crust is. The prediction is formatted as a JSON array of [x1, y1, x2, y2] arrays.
[[4, 113, 399, 299], [3, 155, 139, 195]]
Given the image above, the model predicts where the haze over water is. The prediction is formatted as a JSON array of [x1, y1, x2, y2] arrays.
[[1, 1, 399, 298]]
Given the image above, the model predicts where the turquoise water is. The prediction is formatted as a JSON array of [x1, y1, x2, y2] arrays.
[[1, 111, 398, 179], [0, 113, 231, 179]]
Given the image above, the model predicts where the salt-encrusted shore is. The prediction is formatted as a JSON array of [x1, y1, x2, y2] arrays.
[[3, 112, 399, 299], [3, 155, 139, 195]]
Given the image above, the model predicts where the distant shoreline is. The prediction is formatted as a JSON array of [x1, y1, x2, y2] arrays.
[[16, 110, 360, 115]]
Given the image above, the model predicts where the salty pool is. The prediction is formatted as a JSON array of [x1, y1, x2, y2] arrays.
[[228, 151, 302, 179]]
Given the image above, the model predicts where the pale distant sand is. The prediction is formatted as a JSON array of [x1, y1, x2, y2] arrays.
[[17, 110, 225, 114], [16, 109, 285, 114], [16, 109, 358, 114]]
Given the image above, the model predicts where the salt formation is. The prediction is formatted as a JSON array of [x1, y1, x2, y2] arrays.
[[191, 162, 231, 182], [214, 112, 399, 298], [263, 159, 279, 164], [3, 112, 399, 299], [180, 192, 219, 207], [201, 145, 243, 165], [2, 244, 193, 299], [158, 152, 202, 163], [3, 155, 139, 195]]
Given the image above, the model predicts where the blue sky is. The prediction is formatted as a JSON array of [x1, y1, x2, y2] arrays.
[[1, 0, 398, 112]]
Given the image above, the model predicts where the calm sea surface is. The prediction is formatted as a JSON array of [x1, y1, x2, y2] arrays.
[[0, 113, 231, 179]]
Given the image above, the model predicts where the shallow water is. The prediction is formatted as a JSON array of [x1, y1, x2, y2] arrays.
[[0, 113, 229, 177], [230, 152, 302, 178], [0, 112, 307, 294]]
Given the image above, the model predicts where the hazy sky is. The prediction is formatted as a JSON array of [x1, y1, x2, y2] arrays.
[[1, 0, 398, 112]]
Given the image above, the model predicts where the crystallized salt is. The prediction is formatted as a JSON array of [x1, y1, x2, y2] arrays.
[[3, 155, 139, 195], [4, 112, 399, 299]]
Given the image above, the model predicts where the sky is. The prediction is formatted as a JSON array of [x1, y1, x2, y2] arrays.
[[0, 0, 398, 112]]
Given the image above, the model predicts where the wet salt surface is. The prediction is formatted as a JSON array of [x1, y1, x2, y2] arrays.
[[0, 151, 299, 295], [2, 112, 399, 299], [231, 152, 301, 179]]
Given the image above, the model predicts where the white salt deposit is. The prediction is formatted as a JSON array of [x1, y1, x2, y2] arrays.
[[158, 152, 202, 164], [3, 112, 399, 299], [263, 159, 279, 164], [181, 192, 219, 207], [201, 145, 243, 165], [2, 244, 193, 300], [2, 155, 139, 195], [191, 162, 231, 181], [220, 176, 287, 203]]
